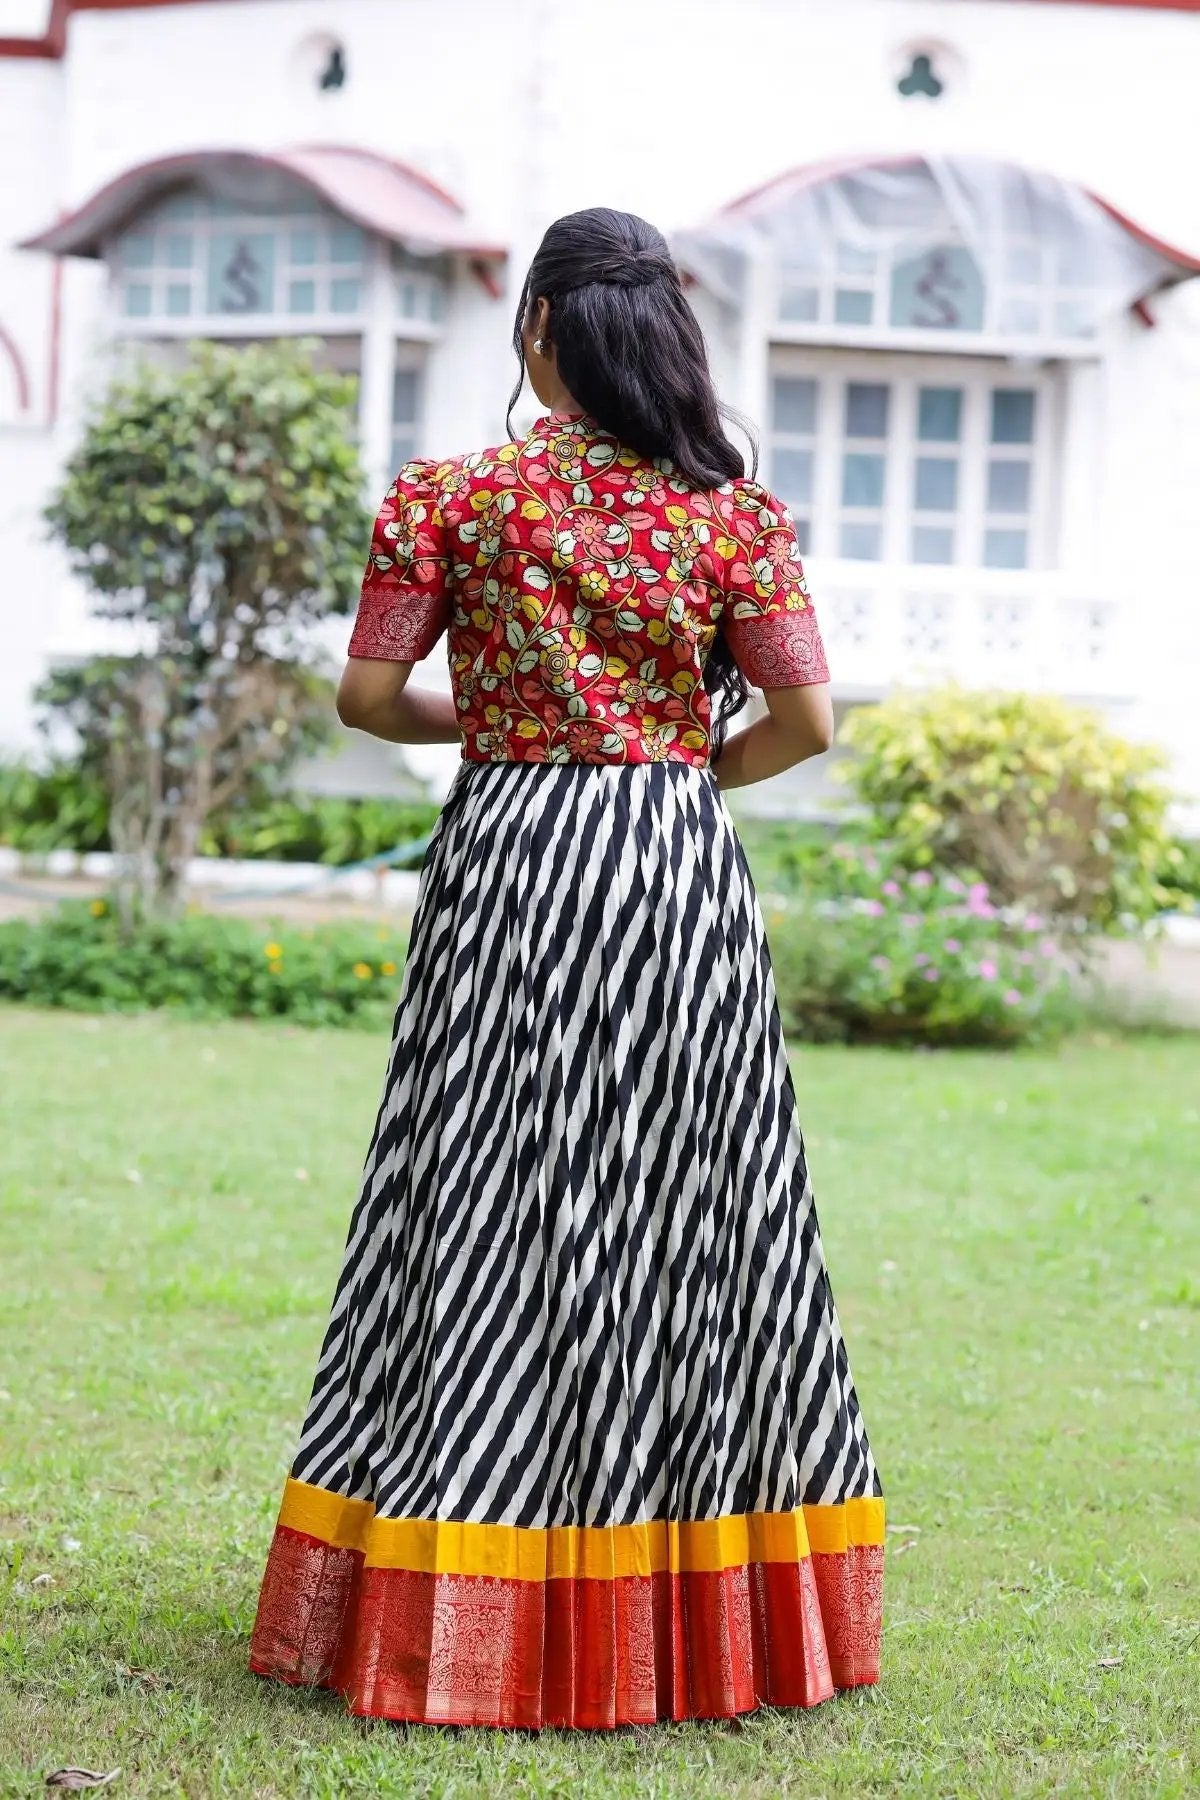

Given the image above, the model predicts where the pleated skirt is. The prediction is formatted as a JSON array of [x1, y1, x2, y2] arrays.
[[248, 760, 884, 1727]]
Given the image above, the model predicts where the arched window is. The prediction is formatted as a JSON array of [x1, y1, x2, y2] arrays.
[[106, 188, 448, 333]]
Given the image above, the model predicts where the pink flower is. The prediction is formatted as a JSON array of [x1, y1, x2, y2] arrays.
[[914, 952, 930, 967], [1018, 950, 1034, 965], [1002, 988, 1022, 1006], [910, 870, 934, 888], [943, 875, 965, 895], [1024, 913, 1043, 931], [881, 879, 901, 897], [870, 955, 890, 972], [978, 959, 998, 981], [967, 896, 996, 920], [969, 882, 990, 902], [923, 967, 939, 981], [943, 938, 962, 954], [901, 913, 920, 928], [863, 899, 885, 917], [1039, 938, 1058, 958]]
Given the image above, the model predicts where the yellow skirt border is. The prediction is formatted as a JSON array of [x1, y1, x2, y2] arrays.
[[277, 1477, 885, 1581]]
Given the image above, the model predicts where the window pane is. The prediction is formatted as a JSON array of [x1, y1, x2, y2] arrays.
[[840, 521, 882, 561], [841, 452, 885, 508], [330, 277, 361, 313], [845, 382, 889, 438], [914, 456, 959, 512], [836, 241, 876, 276], [999, 297, 1041, 335], [329, 224, 364, 265], [391, 432, 417, 471], [772, 447, 814, 507], [778, 282, 819, 322], [289, 228, 318, 266], [288, 279, 316, 314], [912, 526, 955, 564], [165, 283, 192, 317], [164, 232, 193, 270], [392, 366, 419, 423], [771, 376, 817, 435], [987, 460, 1031, 513], [917, 387, 962, 442], [991, 389, 1036, 444], [207, 233, 275, 313], [123, 283, 152, 317], [984, 528, 1029, 569], [834, 288, 873, 325], [792, 516, 811, 555], [121, 234, 154, 270]]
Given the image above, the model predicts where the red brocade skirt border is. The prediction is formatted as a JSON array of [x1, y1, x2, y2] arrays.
[[248, 1484, 885, 1729]]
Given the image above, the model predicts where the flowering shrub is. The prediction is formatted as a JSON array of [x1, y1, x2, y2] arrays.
[[0, 903, 408, 1029], [766, 843, 1078, 1046], [838, 687, 1175, 935]]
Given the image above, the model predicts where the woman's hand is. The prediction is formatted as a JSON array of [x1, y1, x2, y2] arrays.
[[336, 658, 461, 745], [712, 683, 835, 790]]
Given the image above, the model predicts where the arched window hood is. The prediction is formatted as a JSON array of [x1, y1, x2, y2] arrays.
[[678, 154, 1200, 347], [21, 144, 506, 279]]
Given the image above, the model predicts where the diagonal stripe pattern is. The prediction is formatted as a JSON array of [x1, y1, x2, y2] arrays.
[[289, 761, 881, 1535]]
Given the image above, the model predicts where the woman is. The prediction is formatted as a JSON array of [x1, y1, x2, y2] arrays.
[[248, 207, 884, 1728]]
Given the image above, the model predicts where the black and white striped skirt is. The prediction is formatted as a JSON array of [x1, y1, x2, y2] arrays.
[[249, 760, 884, 1727]]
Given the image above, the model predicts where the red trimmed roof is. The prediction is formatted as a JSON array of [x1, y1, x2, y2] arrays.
[[3, 0, 1196, 59], [19, 144, 506, 261], [714, 152, 1200, 280]]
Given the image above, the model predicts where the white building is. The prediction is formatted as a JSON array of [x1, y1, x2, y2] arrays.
[[2, 0, 1199, 817]]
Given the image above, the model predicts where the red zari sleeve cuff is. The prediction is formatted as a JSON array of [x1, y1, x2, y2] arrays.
[[348, 585, 450, 662], [723, 605, 831, 690]]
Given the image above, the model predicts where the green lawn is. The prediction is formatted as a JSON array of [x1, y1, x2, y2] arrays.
[[0, 1007, 1196, 1798]]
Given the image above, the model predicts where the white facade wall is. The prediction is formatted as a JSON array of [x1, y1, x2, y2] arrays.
[[2, 0, 1199, 810]]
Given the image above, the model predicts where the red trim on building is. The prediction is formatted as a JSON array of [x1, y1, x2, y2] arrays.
[[19, 146, 507, 264], [0, 0, 218, 60], [716, 153, 1200, 278], [3, 0, 1199, 58]]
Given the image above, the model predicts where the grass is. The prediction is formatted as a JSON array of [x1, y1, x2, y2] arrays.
[[0, 1005, 1196, 1798]]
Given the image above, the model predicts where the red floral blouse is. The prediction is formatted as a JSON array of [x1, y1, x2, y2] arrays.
[[348, 410, 830, 765]]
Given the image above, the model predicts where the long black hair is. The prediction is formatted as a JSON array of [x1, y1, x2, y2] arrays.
[[507, 206, 755, 755]]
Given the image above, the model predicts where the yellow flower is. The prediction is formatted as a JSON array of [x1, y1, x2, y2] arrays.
[[352, 962, 373, 980], [267, 959, 283, 976], [264, 941, 283, 959], [89, 898, 107, 917], [380, 960, 397, 977]]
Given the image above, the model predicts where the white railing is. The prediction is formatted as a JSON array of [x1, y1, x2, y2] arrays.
[[809, 560, 1129, 699]]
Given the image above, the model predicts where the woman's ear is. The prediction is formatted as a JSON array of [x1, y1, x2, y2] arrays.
[[533, 295, 551, 346]]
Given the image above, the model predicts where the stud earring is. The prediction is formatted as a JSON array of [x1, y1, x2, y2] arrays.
[[533, 338, 546, 356]]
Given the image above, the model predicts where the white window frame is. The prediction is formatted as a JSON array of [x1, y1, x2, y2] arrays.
[[768, 346, 1064, 574], [103, 190, 452, 491], [771, 235, 1119, 361]]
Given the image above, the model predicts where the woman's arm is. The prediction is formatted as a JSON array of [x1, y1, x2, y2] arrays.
[[712, 682, 835, 791], [336, 658, 461, 746]]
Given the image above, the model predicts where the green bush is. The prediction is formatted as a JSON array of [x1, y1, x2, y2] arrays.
[[765, 842, 1079, 1046], [0, 903, 408, 1030], [200, 794, 439, 866], [839, 688, 1175, 935], [0, 758, 438, 869], [0, 758, 110, 854]]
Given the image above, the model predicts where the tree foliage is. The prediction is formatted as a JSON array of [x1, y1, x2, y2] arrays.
[[43, 340, 370, 919]]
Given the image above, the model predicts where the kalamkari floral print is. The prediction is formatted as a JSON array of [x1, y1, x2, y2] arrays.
[[348, 410, 830, 765]]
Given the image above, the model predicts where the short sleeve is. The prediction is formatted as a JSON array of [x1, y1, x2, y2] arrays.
[[719, 483, 830, 689], [347, 461, 454, 662]]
